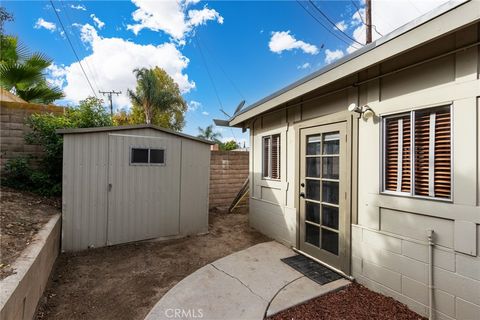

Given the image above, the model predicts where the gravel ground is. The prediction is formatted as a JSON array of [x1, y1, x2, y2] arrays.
[[35, 207, 270, 320], [268, 282, 426, 320], [0, 187, 60, 279]]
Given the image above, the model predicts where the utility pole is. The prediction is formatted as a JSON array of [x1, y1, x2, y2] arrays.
[[365, 0, 372, 44], [99, 90, 122, 118]]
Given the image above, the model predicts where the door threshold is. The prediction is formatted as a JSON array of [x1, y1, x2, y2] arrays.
[[292, 247, 354, 281]]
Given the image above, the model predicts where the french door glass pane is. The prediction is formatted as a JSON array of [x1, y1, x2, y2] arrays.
[[306, 201, 320, 224], [323, 132, 340, 155], [306, 223, 320, 247], [307, 135, 321, 155], [321, 228, 339, 255], [322, 181, 339, 204], [322, 205, 339, 229], [306, 179, 320, 201], [306, 157, 321, 178], [322, 156, 339, 179]]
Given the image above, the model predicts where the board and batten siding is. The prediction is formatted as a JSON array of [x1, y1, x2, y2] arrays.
[[62, 128, 210, 251], [248, 21, 480, 319]]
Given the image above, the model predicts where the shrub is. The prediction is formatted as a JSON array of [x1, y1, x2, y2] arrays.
[[3, 96, 112, 196], [2, 157, 32, 190]]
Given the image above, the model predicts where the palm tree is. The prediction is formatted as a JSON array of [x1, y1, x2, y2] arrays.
[[197, 125, 222, 142], [127, 67, 184, 125], [0, 36, 64, 104]]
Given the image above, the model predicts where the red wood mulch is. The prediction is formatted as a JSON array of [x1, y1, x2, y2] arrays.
[[267, 282, 426, 320]]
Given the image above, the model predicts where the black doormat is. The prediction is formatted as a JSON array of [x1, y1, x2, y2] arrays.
[[281, 254, 342, 285]]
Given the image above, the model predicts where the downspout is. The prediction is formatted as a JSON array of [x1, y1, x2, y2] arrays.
[[427, 229, 434, 320]]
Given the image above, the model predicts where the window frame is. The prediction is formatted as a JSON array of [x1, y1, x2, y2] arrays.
[[130, 146, 166, 166], [262, 133, 281, 180], [380, 104, 452, 202]]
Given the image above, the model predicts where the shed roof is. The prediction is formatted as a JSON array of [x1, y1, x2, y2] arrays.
[[223, 0, 476, 126], [57, 124, 215, 145]]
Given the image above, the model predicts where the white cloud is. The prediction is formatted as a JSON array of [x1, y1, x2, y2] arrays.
[[324, 49, 345, 64], [49, 24, 195, 108], [34, 18, 56, 32], [297, 62, 311, 70], [70, 4, 86, 11], [188, 7, 223, 26], [201, 111, 209, 116], [188, 100, 201, 112], [335, 20, 348, 32], [127, 0, 223, 41], [269, 31, 318, 55], [90, 14, 105, 29], [347, 0, 449, 53]]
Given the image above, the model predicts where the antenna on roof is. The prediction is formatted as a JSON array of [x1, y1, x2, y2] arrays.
[[220, 109, 231, 118], [234, 100, 246, 115]]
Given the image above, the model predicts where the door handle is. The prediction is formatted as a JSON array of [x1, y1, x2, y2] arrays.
[[301, 183, 305, 187], [108, 183, 112, 191], [300, 192, 305, 198]]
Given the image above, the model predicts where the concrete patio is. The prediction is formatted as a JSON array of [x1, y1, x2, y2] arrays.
[[145, 241, 350, 320]]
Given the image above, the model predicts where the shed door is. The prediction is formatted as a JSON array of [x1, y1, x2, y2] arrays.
[[299, 122, 348, 272], [107, 134, 180, 246]]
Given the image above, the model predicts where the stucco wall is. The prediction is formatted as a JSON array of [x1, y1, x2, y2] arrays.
[[0, 101, 64, 171], [248, 21, 480, 319], [209, 151, 249, 210]]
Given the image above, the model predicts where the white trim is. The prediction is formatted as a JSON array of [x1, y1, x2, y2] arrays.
[[428, 112, 436, 197]]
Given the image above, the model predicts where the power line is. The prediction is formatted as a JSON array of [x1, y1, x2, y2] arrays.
[[296, 1, 361, 50], [308, 0, 364, 46], [196, 34, 245, 100], [49, 0, 98, 98], [194, 38, 223, 110], [350, 0, 383, 37], [59, 0, 102, 92]]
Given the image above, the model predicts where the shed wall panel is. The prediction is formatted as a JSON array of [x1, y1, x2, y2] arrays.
[[62, 133, 108, 251], [179, 139, 210, 235]]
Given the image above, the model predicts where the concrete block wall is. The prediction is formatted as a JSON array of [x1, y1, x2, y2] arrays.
[[0, 215, 60, 320], [352, 225, 480, 320], [209, 151, 249, 210], [0, 101, 64, 171]]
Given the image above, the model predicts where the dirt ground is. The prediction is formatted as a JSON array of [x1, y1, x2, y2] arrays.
[[268, 282, 426, 320], [0, 187, 60, 279], [36, 206, 270, 320]]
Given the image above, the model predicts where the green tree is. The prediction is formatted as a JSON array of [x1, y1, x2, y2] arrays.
[[221, 140, 239, 151], [0, 35, 64, 104], [0, 6, 13, 34], [127, 67, 186, 128], [197, 125, 222, 142]]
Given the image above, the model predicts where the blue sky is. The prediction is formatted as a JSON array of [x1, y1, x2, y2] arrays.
[[3, 0, 446, 142]]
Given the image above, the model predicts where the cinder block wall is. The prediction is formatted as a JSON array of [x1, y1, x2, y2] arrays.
[[209, 151, 249, 211], [0, 101, 64, 171]]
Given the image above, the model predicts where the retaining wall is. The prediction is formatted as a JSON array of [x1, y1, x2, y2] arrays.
[[0, 101, 64, 171], [209, 151, 249, 210], [0, 214, 61, 320]]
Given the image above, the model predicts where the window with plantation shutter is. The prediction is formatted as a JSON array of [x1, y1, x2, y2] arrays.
[[382, 106, 451, 200], [384, 115, 411, 193], [262, 134, 281, 179]]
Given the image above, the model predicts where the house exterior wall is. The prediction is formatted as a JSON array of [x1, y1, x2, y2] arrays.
[[248, 22, 479, 319], [62, 128, 210, 251]]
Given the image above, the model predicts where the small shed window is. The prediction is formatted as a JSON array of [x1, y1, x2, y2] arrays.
[[262, 134, 281, 180], [131, 148, 165, 165], [131, 148, 149, 164], [150, 149, 165, 164], [382, 105, 451, 200]]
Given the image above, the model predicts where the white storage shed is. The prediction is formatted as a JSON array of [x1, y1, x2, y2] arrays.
[[58, 124, 213, 252]]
